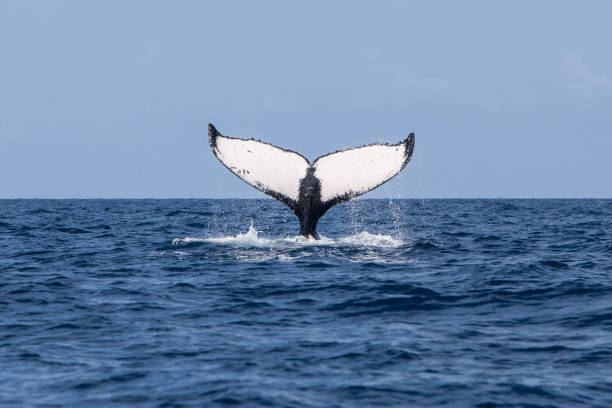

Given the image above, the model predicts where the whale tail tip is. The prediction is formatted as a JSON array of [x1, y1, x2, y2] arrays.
[[208, 124, 220, 148]]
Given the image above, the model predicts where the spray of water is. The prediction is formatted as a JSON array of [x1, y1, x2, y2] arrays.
[[172, 223, 404, 249]]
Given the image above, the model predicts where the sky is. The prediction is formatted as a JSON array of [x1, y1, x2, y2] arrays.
[[1, 1, 611, 198]]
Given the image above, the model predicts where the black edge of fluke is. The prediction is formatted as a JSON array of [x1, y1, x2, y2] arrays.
[[208, 123, 219, 149], [405, 133, 415, 163]]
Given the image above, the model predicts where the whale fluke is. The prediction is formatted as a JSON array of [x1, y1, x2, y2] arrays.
[[208, 124, 415, 238]]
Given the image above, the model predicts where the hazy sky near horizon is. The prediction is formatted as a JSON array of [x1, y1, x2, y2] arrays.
[[1, 1, 611, 198]]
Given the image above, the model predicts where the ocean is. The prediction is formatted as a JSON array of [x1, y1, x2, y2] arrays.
[[1, 199, 611, 407]]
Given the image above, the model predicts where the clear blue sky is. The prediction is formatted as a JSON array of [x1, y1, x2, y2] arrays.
[[1, 1, 611, 198]]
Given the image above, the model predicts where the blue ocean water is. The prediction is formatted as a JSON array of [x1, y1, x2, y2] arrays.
[[1, 199, 611, 407]]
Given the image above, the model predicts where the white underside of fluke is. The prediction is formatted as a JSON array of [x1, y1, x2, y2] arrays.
[[213, 136, 308, 201], [313, 144, 408, 202], [211, 131, 411, 204]]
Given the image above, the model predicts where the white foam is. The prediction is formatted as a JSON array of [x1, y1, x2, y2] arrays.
[[172, 224, 404, 249], [335, 231, 404, 247]]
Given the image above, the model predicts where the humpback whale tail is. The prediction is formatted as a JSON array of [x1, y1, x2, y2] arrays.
[[208, 124, 415, 239]]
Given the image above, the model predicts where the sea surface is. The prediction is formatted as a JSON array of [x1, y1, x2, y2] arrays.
[[1, 199, 611, 407]]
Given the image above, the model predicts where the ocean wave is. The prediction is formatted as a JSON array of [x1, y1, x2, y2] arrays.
[[3, 199, 612, 408]]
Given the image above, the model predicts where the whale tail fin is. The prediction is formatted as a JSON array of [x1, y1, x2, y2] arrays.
[[208, 124, 414, 236]]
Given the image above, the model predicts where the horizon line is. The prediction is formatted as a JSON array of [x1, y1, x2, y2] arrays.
[[1, 197, 611, 200]]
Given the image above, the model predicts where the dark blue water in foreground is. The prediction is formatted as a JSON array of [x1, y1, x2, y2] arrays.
[[1, 199, 611, 407]]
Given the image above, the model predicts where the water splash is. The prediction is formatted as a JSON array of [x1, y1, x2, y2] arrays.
[[172, 223, 404, 249]]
